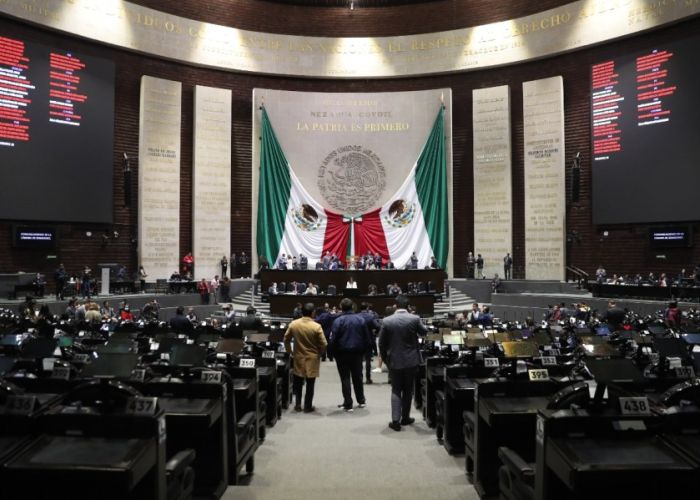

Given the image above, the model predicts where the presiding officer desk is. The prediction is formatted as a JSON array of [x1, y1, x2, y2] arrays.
[[260, 268, 446, 295], [591, 282, 700, 302], [267, 293, 435, 316]]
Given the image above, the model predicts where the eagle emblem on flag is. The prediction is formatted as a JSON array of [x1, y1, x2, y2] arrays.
[[292, 203, 322, 231], [383, 199, 415, 228]]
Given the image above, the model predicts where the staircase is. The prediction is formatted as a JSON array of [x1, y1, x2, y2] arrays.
[[231, 284, 270, 315], [434, 286, 475, 315]]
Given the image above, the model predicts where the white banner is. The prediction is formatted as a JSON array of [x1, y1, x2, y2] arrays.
[[193, 85, 232, 281], [473, 85, 512, 280], [252, 89, 453, 275], [523, 76, 565, 280], [138, 76, 181, 280]]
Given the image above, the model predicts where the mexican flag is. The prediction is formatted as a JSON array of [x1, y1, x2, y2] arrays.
[[257, 107, 448, 270]]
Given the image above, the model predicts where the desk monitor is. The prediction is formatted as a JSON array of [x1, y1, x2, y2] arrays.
[[81, 353, 138, 379], [466, 332, 485, 340], [98, 339, 136, 354], [488, 331, 513, 343], [439, 327, 452, 337], [501, 341, 540, 359], [196, 332, 221, 344], [57, 336, 73, 347], [170, 344, 207, 367], [442, 333, 464, 346], [426, 333, 442, 342], [157, 337, 185, 354], [532, 330, 553, 346], [584, 358, 644, 384], [21, 338, 57, 359], [0, 334, 22, 347], [682, 334, 700, 345], [653, 337, 689, 360], [596, 324, 611, 336], [581, 342, 620, 358], [268, 331, 284, 343], [246, 333, 270, 343], [216, 338, 245, 354], [466, 338, 492, 348], [647, 325, 668, 337], [0, 356, 16, 375], [579, 335, 606, 344]]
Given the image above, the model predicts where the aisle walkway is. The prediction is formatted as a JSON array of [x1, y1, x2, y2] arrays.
[[223, 362, 479, 500]]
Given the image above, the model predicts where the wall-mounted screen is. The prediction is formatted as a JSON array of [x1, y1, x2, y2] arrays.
[[649, 225, 692, 248], [591, 34, 700, 225], [0, 34, 114, 223], [12, 225, 57, 248]]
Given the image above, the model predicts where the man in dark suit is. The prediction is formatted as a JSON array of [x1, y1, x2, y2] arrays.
[[503, 252, 513, 280], [379, 295, 427, 431], [239, 306, 263, 331], [169, 306, 194, 335], [329, 298, 372, 411], [602, 300, 626, 331]]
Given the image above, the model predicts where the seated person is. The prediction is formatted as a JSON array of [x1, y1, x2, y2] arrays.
[[480, 306, 494, 327], [429, 256, 439, 269], [33, 273, 46, 297], [367, 284, 378, 296], [491, 273, 501, 293], [116, 265, 127, 281], [223, 304, 236, 324], [120, 305, 134, 322], [346, 276, 358, 289], [267, 282, 279, 295], [169, 306, 194, 333], [186, 307, 198, 323], [466, 303, 481, 324], [388, 282, 401, 296], [385, 259, 395, 270], [315, 261, 324, 270], [304, 282, 318, 295], [239, 306, 263, 331]]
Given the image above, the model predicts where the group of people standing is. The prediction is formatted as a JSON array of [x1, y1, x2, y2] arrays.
[[283, 295, 426, 430], [465, 251, 513, 280]]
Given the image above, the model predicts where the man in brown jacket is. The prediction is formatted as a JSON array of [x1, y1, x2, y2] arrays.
[[284, 302, 328, 413]]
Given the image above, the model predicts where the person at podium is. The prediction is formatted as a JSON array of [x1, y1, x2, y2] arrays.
[[346, 276, 358, 289]]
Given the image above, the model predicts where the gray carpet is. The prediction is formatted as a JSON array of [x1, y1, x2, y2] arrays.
[[222, 361, 480, 500]]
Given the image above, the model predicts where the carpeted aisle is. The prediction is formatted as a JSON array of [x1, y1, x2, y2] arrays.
[[222, 361, 479, 500]]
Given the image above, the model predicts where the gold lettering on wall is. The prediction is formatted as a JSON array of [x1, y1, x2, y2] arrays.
[[1, 0, 698, 78]]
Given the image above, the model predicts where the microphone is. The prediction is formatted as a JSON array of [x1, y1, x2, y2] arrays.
[[571, 152, 581, 203]]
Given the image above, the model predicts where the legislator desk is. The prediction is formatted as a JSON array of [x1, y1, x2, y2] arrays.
[[591, 282, 700, 302], [267, 293, 435, 316], [260, 268, 446, 295]]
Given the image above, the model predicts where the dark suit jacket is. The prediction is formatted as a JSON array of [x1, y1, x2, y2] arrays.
[[378, 309, 427, 370], [169, 314, 194, 334]]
